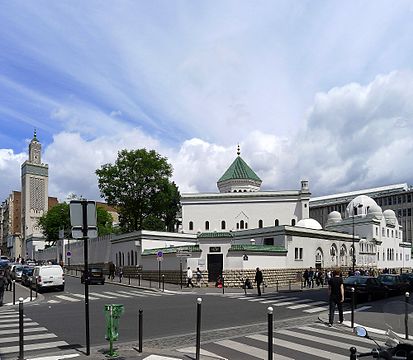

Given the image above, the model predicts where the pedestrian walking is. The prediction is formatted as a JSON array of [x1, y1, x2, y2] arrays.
[[303, 269, 309, 288], [5, 266, 12, 291], [254, 267, 263, 296], [308, 267, 314, 288], [109, 262, 115, 280], [0, 270, 5, 306], [328, 269, 344, 326], [195, 267, 202, 287], [186, 267, 194, 287]]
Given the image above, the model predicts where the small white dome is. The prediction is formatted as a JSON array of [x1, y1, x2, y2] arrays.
[[346, 195, 380, 218], [327, 211, 342, 225], [383, 209, 397, 226], [296, 218, 323, 230], [367, 203, 383, 220]]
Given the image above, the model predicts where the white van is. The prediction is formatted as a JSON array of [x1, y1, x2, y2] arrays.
[[33, 265, 65, 292]]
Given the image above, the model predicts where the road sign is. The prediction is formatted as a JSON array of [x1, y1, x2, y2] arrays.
[[176, 249, 192, 258], [70, 200, 97, 239], [157, 251, 163, 258], [243, 254, 248, 261], [66, 251, 72, 258]]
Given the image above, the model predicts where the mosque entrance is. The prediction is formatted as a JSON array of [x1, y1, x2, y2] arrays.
[[207, 254, 223, 282]]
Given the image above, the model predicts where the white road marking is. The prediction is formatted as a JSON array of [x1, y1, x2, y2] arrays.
[[103, 291, 132, 298], [0, 332, 57, 343], [89, 292, 115, 299], [0, 340, 69, 354], [70, 293, 99, 300], [0, 327, 48, 335], [55, 295, 80, 302], [27, 354, 80, 360], [176, 346, 228, 359], [0, 322, 39, 329], [303, 306, 329, 313], [287, 301, 326, 309]]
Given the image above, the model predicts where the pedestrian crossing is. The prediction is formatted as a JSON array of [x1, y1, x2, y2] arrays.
[[0, 309, 77, 360], [222, 293, 329, 314], [48, 289, 175, 304], [176, 322, 383, 360]]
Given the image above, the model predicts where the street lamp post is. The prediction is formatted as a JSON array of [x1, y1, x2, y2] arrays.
[[352, 204, 363, 274]]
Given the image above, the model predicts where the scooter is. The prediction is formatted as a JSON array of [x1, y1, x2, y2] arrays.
[[350, 326, 413, 359]]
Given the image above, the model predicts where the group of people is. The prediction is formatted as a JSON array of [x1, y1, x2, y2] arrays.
[[186, 267, 203, 287], [303, 267, 326, 288]]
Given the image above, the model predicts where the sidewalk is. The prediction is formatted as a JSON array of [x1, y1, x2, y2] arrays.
[[1, 281, 40, 306]]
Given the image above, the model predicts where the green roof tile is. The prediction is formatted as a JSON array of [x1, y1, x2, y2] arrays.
[[218, 156, 261, 183], [142, 245, 201, 256]]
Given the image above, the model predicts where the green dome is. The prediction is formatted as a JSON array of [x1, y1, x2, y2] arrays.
[[218, 156, 261, 183]]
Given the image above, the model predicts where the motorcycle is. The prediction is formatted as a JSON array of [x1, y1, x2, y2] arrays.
[[350, 300, 413, 359]]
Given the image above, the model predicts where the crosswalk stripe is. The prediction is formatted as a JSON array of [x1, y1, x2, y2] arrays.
[[55, 295, 80, 302], [70, 293, 99, 300], [0, 332, 57, 344], [247, 334, 348, 360], [26, 354, 80, 360], [103, 291, 132, 298], [0, 340, 68, 354], [215, 339, 294, 360], [175, 346, 227, 359], [260, 296, 290, 304], [272, 300, 307, 307], [0, 318, 31, 323], [0, 314, 21, 319], [0, 311, 18, 315], [89, 292, 115, 299], [278, 329, 372, 353], [0, 327, 48, 335], [0, 322, 38, 329], [287, 301, 326, 309], [142, 291, 162, 296], [118, 290, 146, 297], [303, 306, 329, 313], [299, 325, 381, 345]]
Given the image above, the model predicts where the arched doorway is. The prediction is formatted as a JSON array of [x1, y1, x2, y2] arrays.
[[330, 244, 338, 266], [340, 244, 347, 266], [315, 248, 323, 270]]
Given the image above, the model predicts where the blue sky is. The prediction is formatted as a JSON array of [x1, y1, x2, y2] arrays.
[[1, 1, 413, 201]]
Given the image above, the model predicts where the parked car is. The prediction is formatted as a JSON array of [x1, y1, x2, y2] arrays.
[[81, 268, 105, 285], [11, 264, 25, 282], [377, 274, 410, 295], [32, 265, 65, 292], [400, 273, 413, 291], [343, 276, 388, 302], [21, 267, 34, 287]]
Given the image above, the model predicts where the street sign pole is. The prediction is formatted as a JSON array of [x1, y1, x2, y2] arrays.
[[82, 200, 90, 356], [158, 260, 161, 289]]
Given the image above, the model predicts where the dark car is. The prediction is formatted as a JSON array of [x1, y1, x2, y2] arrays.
[[377, 274, 410, 295], [343, 276, 387, 302], [81, 268, 105, 285], [400, 273, 413, 291], [21, 267, 34, 287]]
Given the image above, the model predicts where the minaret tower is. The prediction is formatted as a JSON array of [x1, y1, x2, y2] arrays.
[[20, 130, 49, 259]]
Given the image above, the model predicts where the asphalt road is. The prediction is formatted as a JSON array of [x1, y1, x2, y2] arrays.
[[22, 277, 331, 347]]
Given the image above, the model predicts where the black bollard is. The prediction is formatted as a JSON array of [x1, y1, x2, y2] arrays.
[[18, 297, 24, 360], [351, 287, 355, 328], [289, 280, 291, 291], [138, 274, 141, 286], [35, 277, 38, 298], [222, 277, 225, 295], [162, 275, 165, 292], [128, 275, 131, 285], [195, 298, 202, 360], [138, 309, 143, 353], [406, 292, 410, 340], [350, 347, 357, 360], [243, 279, 247, 295], [268, 307, 273, 360], [13, 280, 16, 305], [276, 280, 279, 292]]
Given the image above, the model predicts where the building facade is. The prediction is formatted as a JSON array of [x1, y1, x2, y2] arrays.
[[181, 149, 310, 234], [310, 183, 413, 244]]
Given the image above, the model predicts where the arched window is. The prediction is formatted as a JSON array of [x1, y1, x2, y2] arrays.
[[291, 219, 296, 226], [122, 252, 125, 266], [221, 220, 226, 230], [135, 251, 138, 266], [205, 221, 209, 230], [236, 223, 239, 229], [245, 222, 248, 229], [127, 252, 130, 266], [118, 252, 121, 266], [189, 221, 194, 230], [131, 250, 134, 265], [258, 220, 263, 228], [240, 220, 245, 229], [275, 219, 279, 226], [116, 253, 118, 267]]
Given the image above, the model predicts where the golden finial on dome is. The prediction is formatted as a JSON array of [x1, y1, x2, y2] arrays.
[[237, 144, 240, 156]]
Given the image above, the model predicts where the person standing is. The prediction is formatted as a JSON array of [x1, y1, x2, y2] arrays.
[[0, 270, 5, 306], [195, 267, 202, 287], [308, 267, 314, 288], [5, 266, 12, 291], [328, 269, 344, 326], [186, 267, 194, 288], [255, 267, 263, 296]]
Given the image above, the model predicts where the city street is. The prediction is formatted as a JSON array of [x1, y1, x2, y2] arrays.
[[2, 275, 402, 359]]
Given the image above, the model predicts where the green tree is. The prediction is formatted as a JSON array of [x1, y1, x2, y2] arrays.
[[96, 148, 181, 232], [39, 202, 114, 244]]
